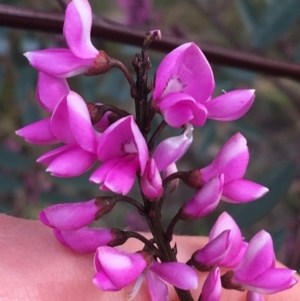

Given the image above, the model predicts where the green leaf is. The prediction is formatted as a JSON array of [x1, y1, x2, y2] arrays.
[[236, 0, 259, 34], [251, 0, 300, 48], [40, 191, 81, 205], [220, 67, 257, 83], [227, 160, 296, 228], [0, 172, 22, 192], [0, 146, 34, 171], [52, 174, 96, 191], [198, 120, 216, 155]]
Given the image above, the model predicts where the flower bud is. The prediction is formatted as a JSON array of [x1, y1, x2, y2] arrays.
[[199, 267, 221, 301], [141, 158, 163, 200], [54, 227, 114, 253], [179, 175, 224, 221], [39, 197, 118, 230]]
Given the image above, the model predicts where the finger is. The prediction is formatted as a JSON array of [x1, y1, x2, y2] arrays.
[[0, 214, 299, 301]]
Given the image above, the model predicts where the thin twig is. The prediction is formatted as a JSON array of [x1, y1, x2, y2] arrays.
[[1, 4, 300, 80]]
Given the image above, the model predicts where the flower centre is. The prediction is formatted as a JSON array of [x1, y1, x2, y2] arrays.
[[123, 140, 138, 154], [162, 76, 185, 97]]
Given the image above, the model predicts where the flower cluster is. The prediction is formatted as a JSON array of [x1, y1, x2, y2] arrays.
[[17, 0, 297, 300]]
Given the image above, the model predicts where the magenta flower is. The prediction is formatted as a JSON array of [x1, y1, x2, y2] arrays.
[[16, 73, 98, 177], [180, 175, 224, 219], [199, 267, 221, 301], [90, 116, 148, 195], [24, 0, 99, 77], [153, 43, 255, 128], [37, 91, 98, 177], [200, 133, 268, 203], [93, 246, 198, 300], [140, 158, 163, 200], [152, 123, 193, 172], [39, 199, 101, 231], [233, 230, 297, 294], [54, 227, 115, 253], [192, 212, 248, 268], [180, 133, 268, 219], [16, 73, 69, 144], [246, 291, 264, 301]]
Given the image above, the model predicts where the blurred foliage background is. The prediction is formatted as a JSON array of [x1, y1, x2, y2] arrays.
[[0, 0, 300, 271]]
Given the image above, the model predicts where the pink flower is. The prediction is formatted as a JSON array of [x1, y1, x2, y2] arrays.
[[39, 198, 113, 231], [200, 133, 268, 203], [90, 116, 148, 195], [153, 43, 255, 128], [246, 292, 264, 301], [16, 73, 69, 144], [16, 73, 99, 177], [199, 267, 221, 301], [180, 133, 268, 219], [152, 123, 193, 172], [36, 89, 98, 177], [54, 227, 115, 253], [140, 158, 163, 200], [141, 124, 193, 199], [24, 0, 99, 77], [192, 212, 248, 268], [93, 246, 198, 300], [233, 230, 297, 294], [180, 175, 224, 219]]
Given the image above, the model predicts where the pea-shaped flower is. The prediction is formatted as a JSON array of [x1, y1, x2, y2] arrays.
[[153, 42, 255, 128], [24, 0, 100, 77]]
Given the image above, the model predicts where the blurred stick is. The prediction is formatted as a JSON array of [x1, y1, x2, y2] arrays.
[[1, 4, 300, 81]]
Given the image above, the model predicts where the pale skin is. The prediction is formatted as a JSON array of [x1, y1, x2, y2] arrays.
[[0, 214, 299, 301]]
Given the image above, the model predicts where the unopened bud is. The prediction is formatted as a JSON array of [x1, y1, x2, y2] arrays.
[[143, 30, 162, 49]]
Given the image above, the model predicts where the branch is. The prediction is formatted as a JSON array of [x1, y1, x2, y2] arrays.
[[1, 4, 300, 81]]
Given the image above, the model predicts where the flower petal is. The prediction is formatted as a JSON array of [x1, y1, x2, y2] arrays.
[[236, 268, 297, 294], [97, 116, 148, 174], [201, 133, 249, 183], [153, 123, 193, 172], [222, 179, 269, 203], [150, 261, 198, 290], [54, 227, 114, 253], [141, 158, 163, 200], [246, 291, 264, 301], [15, 118, 58, 144], [38, 145, 97, 177], [66, 91, 98, 153], [154, 42, 214, 104], [24, 49, 94, 77], [64, 0, 98, 59], [158, 92, 207, 128], [146, 271, 169, 301], [193, 230, 231, 266], [181, 175, 224, 220], [206, 89, 255, 121], [50, 97, 76, 145], [90, 156, 139, 195], [39, 199, 98, 230], [200, 267, 221, 301], [93, 247, 147, 290], [234, 231, 275, 281], [36, 72, 70, 112]]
